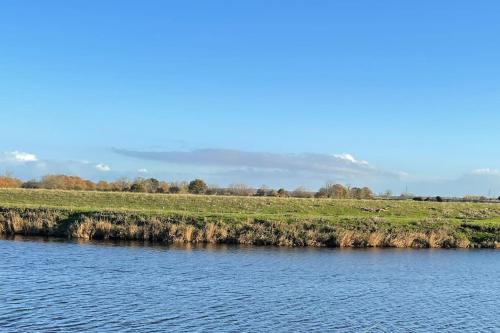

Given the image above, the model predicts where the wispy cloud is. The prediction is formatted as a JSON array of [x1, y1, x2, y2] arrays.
[[112, 148, 402, 180], [471, 168, 499, 175], [137, 168, 148, 173]]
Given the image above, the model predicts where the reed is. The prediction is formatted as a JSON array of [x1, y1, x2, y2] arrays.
[[0, 188, 499, 248]]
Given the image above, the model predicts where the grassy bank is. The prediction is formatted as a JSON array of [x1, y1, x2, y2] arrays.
[[0, 188, 499, 248]]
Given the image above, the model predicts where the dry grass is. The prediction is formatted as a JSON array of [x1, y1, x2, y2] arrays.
[[1, 188, 500, 248]]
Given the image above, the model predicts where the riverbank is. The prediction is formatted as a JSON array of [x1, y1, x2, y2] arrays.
[[0, 188, 499, 248]]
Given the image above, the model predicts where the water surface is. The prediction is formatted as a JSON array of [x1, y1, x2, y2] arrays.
[[0, 237, 499, 332]]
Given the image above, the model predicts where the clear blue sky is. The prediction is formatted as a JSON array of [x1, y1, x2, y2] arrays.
[[1, 0, 500, 195]]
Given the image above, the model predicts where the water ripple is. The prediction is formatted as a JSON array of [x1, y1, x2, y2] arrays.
[[0, 238, 499, 332]]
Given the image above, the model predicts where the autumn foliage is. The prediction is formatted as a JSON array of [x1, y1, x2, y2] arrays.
[[0, 176, 22, 188], [0, 174, 374, 199]]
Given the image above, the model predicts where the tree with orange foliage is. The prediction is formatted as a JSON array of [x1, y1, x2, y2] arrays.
[[40, 175, 96, 191], [0, 176, 22, 188]]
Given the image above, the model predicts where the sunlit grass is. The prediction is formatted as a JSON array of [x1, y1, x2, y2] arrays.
[[0, 188, 499, 247]]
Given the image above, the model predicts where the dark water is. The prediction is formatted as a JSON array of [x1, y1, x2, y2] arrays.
[[0, 238, 499, 332]]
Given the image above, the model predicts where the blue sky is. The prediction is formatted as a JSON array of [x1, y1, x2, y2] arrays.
[[1, 0, 500, 195]]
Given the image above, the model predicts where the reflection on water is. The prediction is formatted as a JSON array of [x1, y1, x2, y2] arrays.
[[0, 236, 499, 332]]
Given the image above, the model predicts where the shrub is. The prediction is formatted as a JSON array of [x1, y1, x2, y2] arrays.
[[188, 179, 207, 194]]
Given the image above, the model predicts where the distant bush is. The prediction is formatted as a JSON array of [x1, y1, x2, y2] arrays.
[[188, 179, 208, 194]]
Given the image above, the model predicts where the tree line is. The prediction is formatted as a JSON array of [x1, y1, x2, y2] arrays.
[[0, 175, 374, 199]]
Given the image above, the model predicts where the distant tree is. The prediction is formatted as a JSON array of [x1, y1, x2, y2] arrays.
[[205, 185, 219, 195], [169, 185, 181, 194], [291, 186, 312, 198], [156, 181, 170, 193], [360, 187, 373, 199], [349, 187, 363, 199], [143, 178, 160, 193], [21, 179, 41, 189], [263, 189, 275, 197], [0, 176, 22, 188], [39, 175, 95, 191], [381, 190, 392, 198], [188, 179, 207, 194], [436, 196, 443, 202], [277, 188, 289, 197], [316, 182, 348, 199], [110, 178, 130, 192], [130, 182, 146, 193], [400, 192, 414, 199], [228, 183, 253, 196], [96, 181, 110, 191], [255, 185, 269, 197], [40, 175, 65, 189]]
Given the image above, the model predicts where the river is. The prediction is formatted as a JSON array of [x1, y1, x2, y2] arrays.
[[0, 237, 498, 332]]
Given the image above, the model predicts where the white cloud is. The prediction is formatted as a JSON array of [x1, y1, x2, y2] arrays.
[[333, 153, 369, 165], [95, 163, 111, 172], [2, 150, 38, 162], [471, 168, 499, 175], [137, 168, 148, 173]]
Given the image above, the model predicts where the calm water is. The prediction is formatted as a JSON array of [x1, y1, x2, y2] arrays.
[[0, 238, 499, 332]]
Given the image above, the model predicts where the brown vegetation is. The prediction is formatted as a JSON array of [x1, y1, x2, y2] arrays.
[[0, 207, 498, 248]]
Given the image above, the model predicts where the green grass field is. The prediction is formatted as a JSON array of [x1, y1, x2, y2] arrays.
[[1, 188, 499, 247]]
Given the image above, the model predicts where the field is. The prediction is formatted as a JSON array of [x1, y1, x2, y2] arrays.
[[1, 188, 499, 248]]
